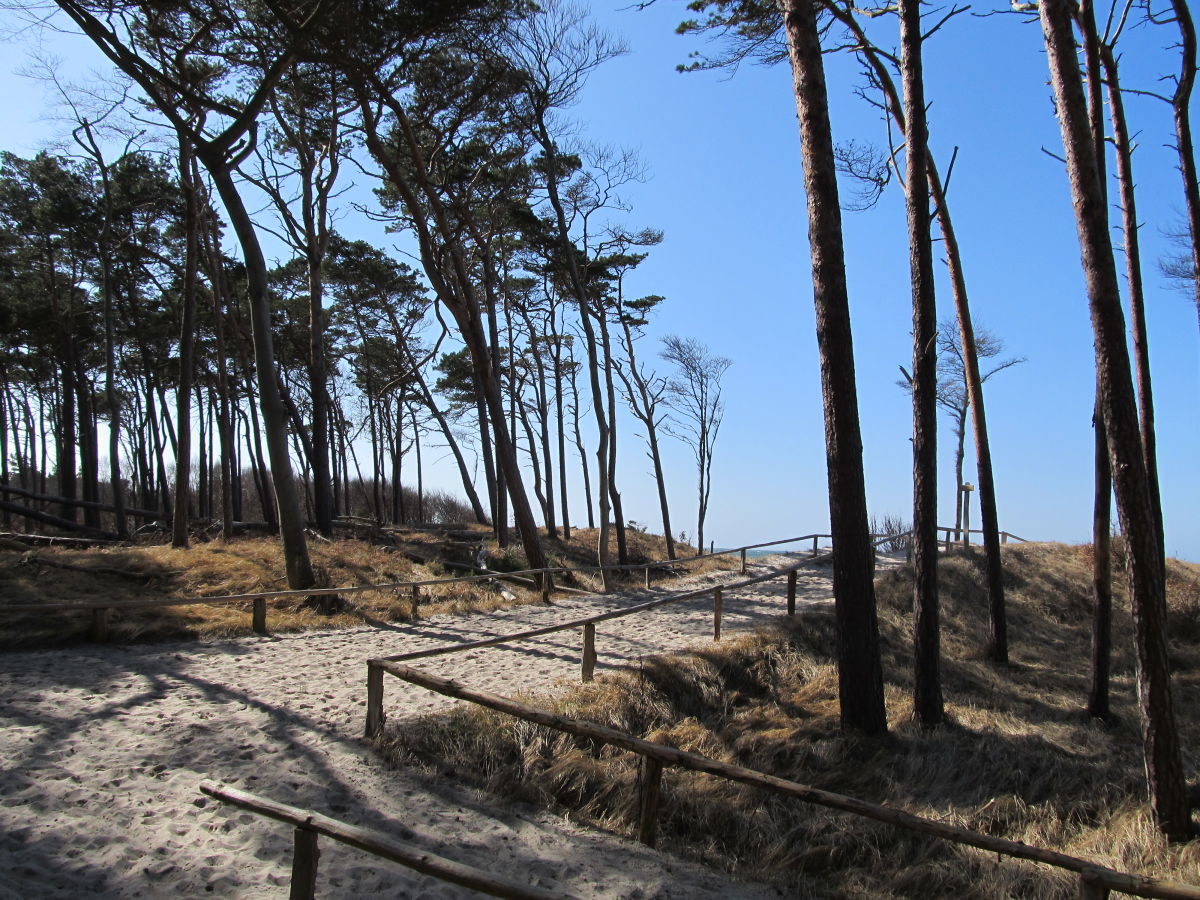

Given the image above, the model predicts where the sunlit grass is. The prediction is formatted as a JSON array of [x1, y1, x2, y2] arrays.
[[376, 543, 1200, 899]]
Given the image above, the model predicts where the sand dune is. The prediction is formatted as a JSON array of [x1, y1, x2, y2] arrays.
[[0, 555, 858, 898]]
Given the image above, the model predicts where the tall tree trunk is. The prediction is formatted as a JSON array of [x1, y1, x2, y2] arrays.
[[647, 427, 676, 561], [552, 328, 571, 540], [356, 94, 546, 574], [172, 138, 198, 548], [932, 165, 1009, 664], [521, 307, 558, 539], [1078, 0, 1115, 708], [900, 0, 943, 727], [826, 3, 1011, 667], [600, 310, 628, 565], [568, 345, 595, 530], [535, 116, 612, 588], [1089, 395, 1113, 720], [1100, 43, 1164, 552], [206, 163, 314, 589], [101, 261, 127, 540], [618, 320, 676, 561], [952, 409, 966, 542], [475, 385, 501, 537], [483, 259, 509, 543], [201, 207, 236, 540], [781, 0, 887, 734], [412, 406, 424, 522], [57, 360, 77, 523], [307, 257, 335, 536], [76, 362, 101, 528], [409, 352, 489, 525], [0, 366, 9, 528], [196, 381, 208, 520], [1168, 0, 1200, 338], [1039, 0, 1190, 839]]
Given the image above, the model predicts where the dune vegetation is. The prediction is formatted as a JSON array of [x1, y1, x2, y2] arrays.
[[374, 543, 1200, 898]]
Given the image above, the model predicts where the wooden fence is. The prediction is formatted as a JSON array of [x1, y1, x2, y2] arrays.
[[363, 535, 904, 736], [939, 526, 1029, 550], [1, 530, 846, 641], [368, 665, 1200, 900], [3, 527, 1027, 641], [198, 780, 575, 899]]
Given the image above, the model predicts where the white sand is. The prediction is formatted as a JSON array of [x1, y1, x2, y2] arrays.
[[0, 554, 876, 898]]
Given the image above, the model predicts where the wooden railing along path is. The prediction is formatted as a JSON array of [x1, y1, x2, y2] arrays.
[[198, 780, 575, 900], [366, 666, 1199, 900], [0, 530, 847, 641], [363, 533, 906, 736], [3, 527, 1027, 642]]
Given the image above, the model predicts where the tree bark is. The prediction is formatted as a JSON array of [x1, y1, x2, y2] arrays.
[[1100, 43, 1164, 553], [205, 163, 314, 589], [824, 3, 1011, 666], [1078, 0, 1115, 718], [901, 0, 943, 727], [172, 137, 198, 548], [1089, 395, 1113, 720], [1039, 0, 1190, 839], [1168, 0, 1200, 339], [781, 0, 887, 734]]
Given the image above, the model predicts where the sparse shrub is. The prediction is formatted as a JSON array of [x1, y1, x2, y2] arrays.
[[486, 545, 528, 573], [869, 513, 912, 553]]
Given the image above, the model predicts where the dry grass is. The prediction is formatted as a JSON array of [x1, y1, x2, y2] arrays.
[[375, 542, 1200, 899], [0, 526, 720, 648]]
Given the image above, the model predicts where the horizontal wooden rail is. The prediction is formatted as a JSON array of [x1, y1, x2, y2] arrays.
[[936, 526, 1031, 542], [371, 531, 911, 673], [198, 781, 573, 899], [1, 531, 841, 617], [372, 666, 1200, 900], [374, 552, 836, 667], [3, 527, 923, 643]]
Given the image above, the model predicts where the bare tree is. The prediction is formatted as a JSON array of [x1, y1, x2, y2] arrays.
[[615, 292, 676, 560], [660, 335, 729, 558], [901, 321, 1023, 541]]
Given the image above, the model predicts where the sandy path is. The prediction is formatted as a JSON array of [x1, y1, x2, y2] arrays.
[[0, 555, 858, 898]]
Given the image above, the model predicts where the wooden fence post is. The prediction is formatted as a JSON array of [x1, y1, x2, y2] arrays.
[[713, 588, 723, 641], [637, 756, 664, 848], [1077, 868, 1110, 900], [410, 584, 420, 619], [252, 598, 267, 635], [787, 571, 797, 616], [366, 662, 385, 737], [90, 607, 109, 642], [290, 826, 320, 900], [740, 548, 747, 574], [644, 566, 651, 589], [582, 623, 596, 683], [811, 535, 819, 557], [1002, 531, 1009, 545], [541, 572, 552, 604]]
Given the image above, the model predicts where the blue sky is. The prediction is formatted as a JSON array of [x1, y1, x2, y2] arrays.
[[1, 2, 1197, 560]]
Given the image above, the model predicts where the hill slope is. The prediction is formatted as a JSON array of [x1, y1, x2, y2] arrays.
[[377, 543, 1200, 898]]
